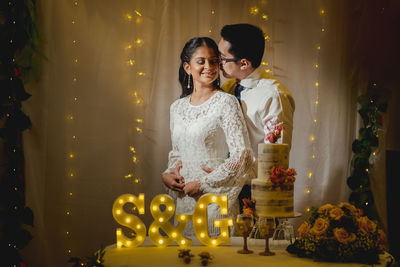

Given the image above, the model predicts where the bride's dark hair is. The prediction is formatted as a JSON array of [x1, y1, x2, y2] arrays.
[[179, 37, 220, 98]]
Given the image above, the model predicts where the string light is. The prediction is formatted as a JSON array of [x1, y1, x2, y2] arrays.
[[249, 6, 259, 15], [125, 13, 133, 21], [125, 174, 133, 179], [135, 38, 144, 47]]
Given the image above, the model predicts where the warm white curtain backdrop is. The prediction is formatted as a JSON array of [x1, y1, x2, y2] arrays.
[[20, 0, 385, 266]]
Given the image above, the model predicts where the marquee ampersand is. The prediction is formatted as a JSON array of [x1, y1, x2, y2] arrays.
[[148, 194, 192, 248]]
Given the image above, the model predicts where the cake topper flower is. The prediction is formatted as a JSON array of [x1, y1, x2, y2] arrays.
[[269, 166, 296, 185], [265, 119, 284, 143]]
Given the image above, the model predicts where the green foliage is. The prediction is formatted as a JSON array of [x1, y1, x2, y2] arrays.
[[347, 82, 389, 217], [68, 246, 106, 267], [0, 0, 41, 265]]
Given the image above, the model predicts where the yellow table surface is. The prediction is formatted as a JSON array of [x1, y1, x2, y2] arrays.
[[104, 237, 391, 267]]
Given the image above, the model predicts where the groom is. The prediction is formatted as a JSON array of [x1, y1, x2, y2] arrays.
[[162, 24, 295, 207], [215, 23, 295, 210]]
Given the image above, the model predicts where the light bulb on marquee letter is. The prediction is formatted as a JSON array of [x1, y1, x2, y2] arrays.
[[148, 194, 192, 248], [112, 194, 146, 248], [193, 194, 232, 247]]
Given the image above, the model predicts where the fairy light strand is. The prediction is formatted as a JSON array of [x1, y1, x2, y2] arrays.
[[306, 4, 327, 213], [65, 0, 80, 255], [249, 1, 272, 74], [124, 9, 146, 184]]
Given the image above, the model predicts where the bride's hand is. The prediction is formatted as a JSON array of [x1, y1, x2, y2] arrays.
[[201, 166, 214, 173], [161, 172, 184, 192], [183, 180, 202, 197]]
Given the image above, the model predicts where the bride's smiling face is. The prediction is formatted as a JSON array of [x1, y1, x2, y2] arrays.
[[184, 46, 220, 87]]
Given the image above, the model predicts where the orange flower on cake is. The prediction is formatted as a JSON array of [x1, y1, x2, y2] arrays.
[[357, 216, 377, 234], [338, 202, 358, 216], [310, 218, 329, 236], [270, 166, 285, 184], [297, 221, 311, 240], [265, 119, 284, 144], [333, 228, 356, 244], [329, 207, 345, 220], [269, 166, 297, 185], [317, 204, 335, 214]]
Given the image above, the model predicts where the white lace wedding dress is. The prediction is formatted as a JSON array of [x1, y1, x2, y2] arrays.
[[164, 90, 253, 237]]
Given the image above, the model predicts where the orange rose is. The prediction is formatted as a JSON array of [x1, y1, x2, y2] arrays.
[[286, 168, 297, 177], [358, 216, 377, 234], [270, 166, 285, 184], [297, 221, 311, 240], [330, 207, 345, 220], [285, 176, 296, 184], [318, 204, 335, 213], [338, 202, 358, 216], [333, 228, 356, 244], [310, 218, 330, 236], [243, 208, 254, 216]]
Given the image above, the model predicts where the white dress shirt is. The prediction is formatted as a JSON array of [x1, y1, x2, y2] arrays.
[[222, 67, 295, 156]]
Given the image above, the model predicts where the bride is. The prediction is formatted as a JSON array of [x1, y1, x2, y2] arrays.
[[162, 37, 253, 237]]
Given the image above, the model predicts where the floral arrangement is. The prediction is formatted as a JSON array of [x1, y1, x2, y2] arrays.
[[265, 119, 284, 143], [269, 166, 296, 185], [287, 202, 387, 264], [242, 198, 256, 216]]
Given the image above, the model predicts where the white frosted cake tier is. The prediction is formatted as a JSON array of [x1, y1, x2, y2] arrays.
[[257, 143, 289, 181], [252, 179, 294, 217], [252, 143, 293, 218]]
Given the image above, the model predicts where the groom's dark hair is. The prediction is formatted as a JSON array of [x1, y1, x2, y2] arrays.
[[220, 24, 265, 68]]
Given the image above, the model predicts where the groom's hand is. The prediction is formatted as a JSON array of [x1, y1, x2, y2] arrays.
[[183, 180, 202, 197]]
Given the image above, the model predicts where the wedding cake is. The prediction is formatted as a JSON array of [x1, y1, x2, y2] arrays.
[[251, 143, 295, 217]]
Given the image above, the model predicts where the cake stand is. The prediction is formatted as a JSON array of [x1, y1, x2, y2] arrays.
[[271, 212, 302, 245], [250, 212, 302, 247]]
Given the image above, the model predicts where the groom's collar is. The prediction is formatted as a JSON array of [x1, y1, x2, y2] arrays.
[[239, 67, 265, 89]]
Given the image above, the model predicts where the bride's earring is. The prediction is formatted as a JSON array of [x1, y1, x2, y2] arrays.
[[187, 74, 191, 89]]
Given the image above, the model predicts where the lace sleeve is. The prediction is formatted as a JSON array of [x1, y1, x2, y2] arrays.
[[164, 103, 181, 174], [163, 103, 183, 199], [199, 95, 253, 193]]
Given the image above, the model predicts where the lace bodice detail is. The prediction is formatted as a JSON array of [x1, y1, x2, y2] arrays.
[[165, 91, 253, 236]]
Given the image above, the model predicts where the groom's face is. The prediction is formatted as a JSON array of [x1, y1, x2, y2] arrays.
[[218, 38, 241, 79]]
